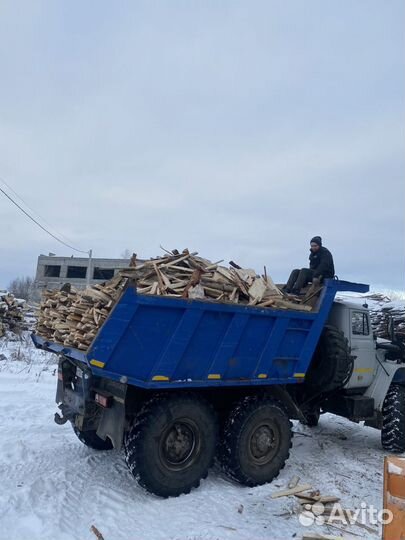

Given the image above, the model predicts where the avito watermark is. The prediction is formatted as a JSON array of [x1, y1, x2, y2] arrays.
[[298, 501, 393, 527]]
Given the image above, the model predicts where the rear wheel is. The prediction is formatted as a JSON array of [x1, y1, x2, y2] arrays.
[[219, 395, 292, 486], [73, 425, 113, 450], [382, 384, 405, 453], [124, 394, 218, 497]]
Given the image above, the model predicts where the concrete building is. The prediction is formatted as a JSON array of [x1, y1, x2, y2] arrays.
[[35, 254, 134, 290]]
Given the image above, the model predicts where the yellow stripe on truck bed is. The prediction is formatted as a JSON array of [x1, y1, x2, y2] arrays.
[[90, 359, 105, 368]]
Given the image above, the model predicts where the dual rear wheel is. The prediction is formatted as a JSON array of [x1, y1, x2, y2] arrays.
[[70, 382, 405, 497], [218, 395, 293, 487], [123, 393, 292, 497]]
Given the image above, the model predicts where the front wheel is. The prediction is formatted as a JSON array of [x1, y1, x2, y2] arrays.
[[124, 394, 218, 497], [73, 425, 113, 450], [381, 384, 405, 453], [219, 395, 293, 486]]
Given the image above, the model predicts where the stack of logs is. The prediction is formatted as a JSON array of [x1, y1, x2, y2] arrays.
[[36, 249, 312, 351], [0, 291, 26, 337], [367, 293, 405, 340], [36, 274, 127, 350]]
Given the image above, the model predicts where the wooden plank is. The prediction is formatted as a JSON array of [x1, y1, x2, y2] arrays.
[[287, 475, 300, 489], [270, 483, 312, 499], [272, 299, 312, 312]]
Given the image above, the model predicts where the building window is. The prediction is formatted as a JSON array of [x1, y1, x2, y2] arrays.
[[67, 266, 87, 279], [93, 267, 115, 280], [352, 312, 370, 336], [44, 265, 61, 277]]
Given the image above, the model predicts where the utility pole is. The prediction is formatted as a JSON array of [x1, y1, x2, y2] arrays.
[[86, 249, 93, 287]]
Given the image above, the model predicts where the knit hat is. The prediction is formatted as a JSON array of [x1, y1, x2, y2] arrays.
[[310, 236, 322, 246]]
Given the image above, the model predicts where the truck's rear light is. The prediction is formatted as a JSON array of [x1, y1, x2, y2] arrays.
[[95, 393, 112, 408], [58, 369, 63, 381]]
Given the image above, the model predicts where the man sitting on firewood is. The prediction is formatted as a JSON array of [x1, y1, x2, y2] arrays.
[[284, 236, 335, 294]]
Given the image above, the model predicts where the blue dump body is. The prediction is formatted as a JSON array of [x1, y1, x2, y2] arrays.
[[33, 279, 369, 389]]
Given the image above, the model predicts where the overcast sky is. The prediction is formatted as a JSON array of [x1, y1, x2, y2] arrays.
[[0, 1, 404, 290]]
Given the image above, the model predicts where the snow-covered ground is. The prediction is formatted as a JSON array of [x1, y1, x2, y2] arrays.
[[0, 333, 396, 540]]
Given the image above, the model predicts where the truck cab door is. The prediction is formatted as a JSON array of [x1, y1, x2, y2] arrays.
[[346, 310, 376, 389]]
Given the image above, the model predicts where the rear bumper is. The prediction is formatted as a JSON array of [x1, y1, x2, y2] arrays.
[[55, 356, 127, 448]]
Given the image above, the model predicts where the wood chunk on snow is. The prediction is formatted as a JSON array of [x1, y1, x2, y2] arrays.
[[270, 483, 312, 498], [287, 475, 300, 489]]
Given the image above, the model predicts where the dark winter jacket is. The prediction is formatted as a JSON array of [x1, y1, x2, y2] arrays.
[[309, 246, 335, 279]]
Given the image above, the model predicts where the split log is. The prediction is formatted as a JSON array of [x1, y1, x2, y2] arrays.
[[270, 484, 312, 498]]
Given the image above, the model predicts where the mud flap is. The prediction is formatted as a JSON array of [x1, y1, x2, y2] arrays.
[[96, 400, 125, 450]]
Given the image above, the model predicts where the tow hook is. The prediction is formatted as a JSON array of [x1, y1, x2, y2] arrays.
[[54, 412, 68, 425]]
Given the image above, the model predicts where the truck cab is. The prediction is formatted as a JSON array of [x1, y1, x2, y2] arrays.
[[317, 299, 405, 438], [329, 299, 377, 389]]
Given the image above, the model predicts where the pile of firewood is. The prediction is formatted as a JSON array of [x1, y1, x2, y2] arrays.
[[367, 293, 405, 340], [0, 291, 26, 337], [36, 249, 312, 351], [271, 476, 377, 538], [120, 250, 287, 306], [36, 274, 127, 350]]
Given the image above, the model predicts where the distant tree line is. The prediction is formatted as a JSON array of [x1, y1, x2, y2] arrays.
[[8, 276, 39, 302]]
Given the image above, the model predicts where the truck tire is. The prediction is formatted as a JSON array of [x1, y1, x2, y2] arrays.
[[73, 426, 113, 450], [381, 384, 405, 453], [219, 395, 292, 487], [305, 325, 352, 393], [124, 394, 218, 497]]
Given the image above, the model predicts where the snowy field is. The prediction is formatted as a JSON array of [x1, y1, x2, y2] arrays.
[[0, 333, 397, 540]]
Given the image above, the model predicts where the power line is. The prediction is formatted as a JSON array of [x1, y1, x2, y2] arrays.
[[0, 185, 89, 254], [0, 175, 80, 247]]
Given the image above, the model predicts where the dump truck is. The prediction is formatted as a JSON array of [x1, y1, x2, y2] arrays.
[[32, 278, 405, 497]]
